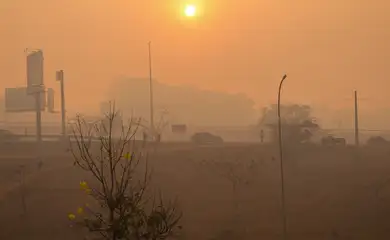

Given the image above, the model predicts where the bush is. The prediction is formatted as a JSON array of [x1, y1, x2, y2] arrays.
[[68, 105, 182, 240]]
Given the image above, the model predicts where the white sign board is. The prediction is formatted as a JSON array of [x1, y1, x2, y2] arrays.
[[5, 87, 45, 112], [27, 50, 44, 93]]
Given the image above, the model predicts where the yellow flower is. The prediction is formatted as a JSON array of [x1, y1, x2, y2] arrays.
[[80, 181, 88, 190], [77, 207, 84, 214], [68, 213, 76, 220], [124, 152, 131, 160]]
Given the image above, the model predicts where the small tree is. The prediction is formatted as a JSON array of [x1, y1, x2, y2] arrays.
[[68, 105, 182, 240], [258, 104, 320, 143], [194, 157, 261, 238]]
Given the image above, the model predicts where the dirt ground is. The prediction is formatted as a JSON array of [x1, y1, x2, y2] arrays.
[[1, 142, 390, 240]]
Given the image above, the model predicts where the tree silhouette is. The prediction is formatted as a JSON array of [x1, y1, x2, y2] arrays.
[[258, 104, 320, 143]]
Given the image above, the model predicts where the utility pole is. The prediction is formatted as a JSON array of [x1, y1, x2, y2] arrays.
[[35, 86, 42, 143], [56, 70, 66, 138], [277, 74, 288, 240], [148, 41, 155, 138], [354, 90, 359, 147]]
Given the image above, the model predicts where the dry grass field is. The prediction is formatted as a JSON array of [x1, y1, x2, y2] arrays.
[[1, 142, 390, 240]]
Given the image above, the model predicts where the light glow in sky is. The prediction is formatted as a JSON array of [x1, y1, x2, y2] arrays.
[[184, 4, 197, 17]]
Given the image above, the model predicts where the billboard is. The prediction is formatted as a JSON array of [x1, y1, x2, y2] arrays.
[[171, 124, 187, 133], [27, 50, 44, 93], [5, 87, 45, 112], [47, 88, 55, 112]]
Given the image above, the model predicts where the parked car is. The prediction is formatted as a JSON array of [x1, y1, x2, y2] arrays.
[[367, 136, 388, 146], [191, 132, 223, 145], [321, 135, 346, 146]]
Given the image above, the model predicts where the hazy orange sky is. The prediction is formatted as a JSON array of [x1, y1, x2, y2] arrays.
[[1, 0, 389, 113]]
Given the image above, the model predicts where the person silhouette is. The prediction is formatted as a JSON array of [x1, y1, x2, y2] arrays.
[[143, 131, 147, 141], [260, 129, 264, 143]]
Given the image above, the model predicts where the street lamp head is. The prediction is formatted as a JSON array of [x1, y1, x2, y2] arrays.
[[282, 74, 287, 81]]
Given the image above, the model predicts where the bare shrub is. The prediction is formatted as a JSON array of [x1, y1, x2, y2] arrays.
[[194, 156, 261, 238], [68, 105, 182, 240]]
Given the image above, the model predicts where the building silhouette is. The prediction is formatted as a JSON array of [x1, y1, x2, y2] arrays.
[[107, 77, 257, 127]]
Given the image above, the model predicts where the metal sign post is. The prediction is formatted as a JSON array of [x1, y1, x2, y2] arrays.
[[35, 88, 42, 143], [26, 49, 45, 144], [56, 70, 66, 138]]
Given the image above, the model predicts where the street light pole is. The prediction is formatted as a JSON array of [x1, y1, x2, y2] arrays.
[[277, 74, 288, 240], [56, 70, 66, 138], [354, 90, 359, 147], [148, 42, 155, 138]]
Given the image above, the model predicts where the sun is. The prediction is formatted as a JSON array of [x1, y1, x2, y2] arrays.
[[184, 4, 197, 17]]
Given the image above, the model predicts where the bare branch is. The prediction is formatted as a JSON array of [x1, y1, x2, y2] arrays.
[[69, 102, 182, 240]]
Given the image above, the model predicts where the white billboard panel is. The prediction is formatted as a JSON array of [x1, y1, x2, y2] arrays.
[[27, 50, 44, 92], [5, 87, 45, 112]]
